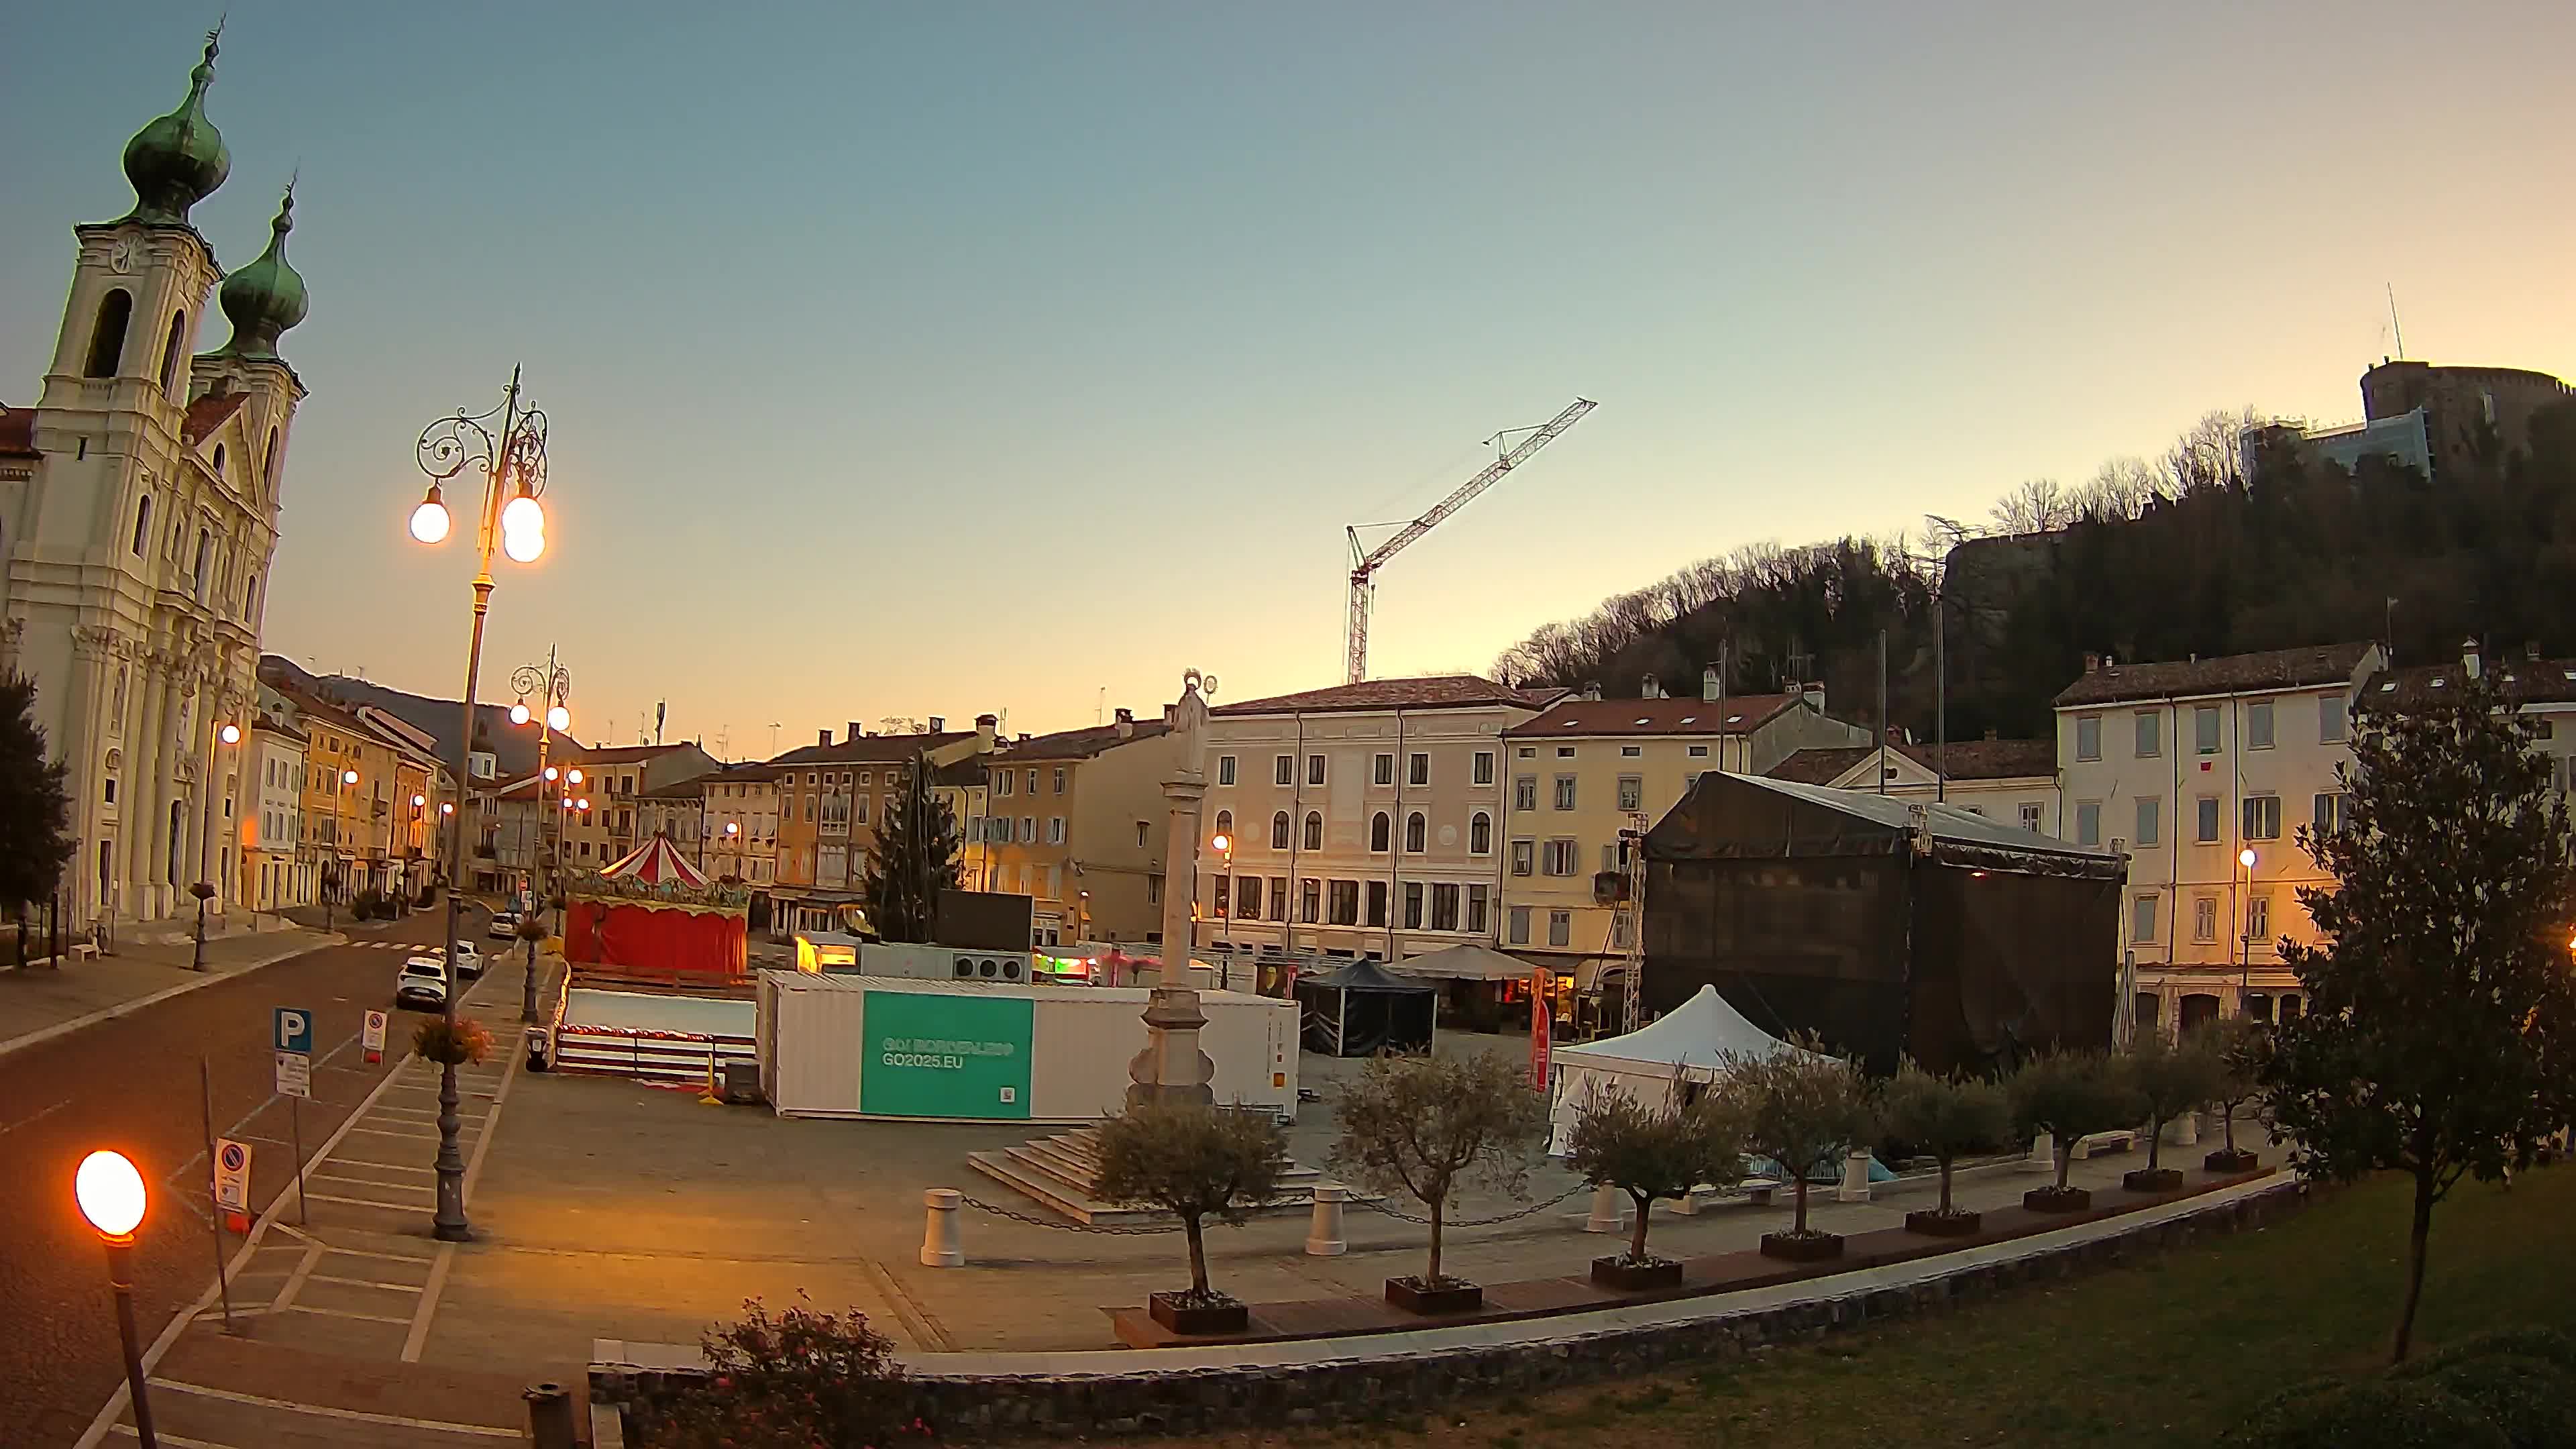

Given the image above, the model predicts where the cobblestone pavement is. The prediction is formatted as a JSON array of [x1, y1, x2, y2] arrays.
[[0, 906, 505, 1448]]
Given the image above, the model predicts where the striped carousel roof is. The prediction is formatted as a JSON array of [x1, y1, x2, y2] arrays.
[[598, 833, 710, 888]]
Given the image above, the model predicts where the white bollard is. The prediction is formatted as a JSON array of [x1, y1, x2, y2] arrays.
[[1585, 1183, 1625, 1234], [1305, 1184, 1349, 1256], [919, 1188, 963, 1268], [2027, 1131, 2056, 1174], [1670, 1185, 1701, 1217], [1835, 1148, 1872, 1203]]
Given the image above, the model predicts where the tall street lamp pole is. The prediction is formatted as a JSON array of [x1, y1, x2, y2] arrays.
[[76, 1150, 157, 1448], [409, 367, 550, 1242], [191, 720, 241, 971], [509, 653, 572, 1028]]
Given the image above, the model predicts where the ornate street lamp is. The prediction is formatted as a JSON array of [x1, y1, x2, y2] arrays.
[[190, 721, 241, 972], [510, 649, 573, 1026], [75, 1149, 157, 1448], [409, 368, 550, 1244]]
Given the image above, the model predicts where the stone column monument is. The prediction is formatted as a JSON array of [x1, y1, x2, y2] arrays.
[[1128, 669, 1217, 1110]]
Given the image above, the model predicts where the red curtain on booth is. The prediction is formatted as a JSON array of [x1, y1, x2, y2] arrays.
[[566, 900, 747, 981]]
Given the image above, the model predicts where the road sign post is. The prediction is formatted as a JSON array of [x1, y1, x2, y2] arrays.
[[363, 1009, 388, 1065], [274, 1008, 313, 1225], [199, 1057, 236, 1332]]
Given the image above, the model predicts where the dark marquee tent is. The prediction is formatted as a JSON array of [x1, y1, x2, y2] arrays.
[[1642, 771, 2125, 1077], [1295, 958, 1437, 1057]]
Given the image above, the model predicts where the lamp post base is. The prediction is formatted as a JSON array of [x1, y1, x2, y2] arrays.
[[104, 1238, 159, 1448]]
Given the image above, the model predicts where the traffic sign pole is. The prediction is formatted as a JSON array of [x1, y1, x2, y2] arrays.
[[290, 1097, 307, 1226], [199, 1056, 234, 1332], [274, 1007, 315, 1226]]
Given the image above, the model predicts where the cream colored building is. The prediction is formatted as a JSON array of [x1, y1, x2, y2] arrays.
[[0, 36, 309, 928], [1497, 677, 1870, 973], [767, 719, 994, 935], [1195, 676, 1554, 961], [984, 710, 1179, 945], [241, 712, 307, 911], [1766, 735, 2059, 836], [2055, 642, 2383, 1035], [701, 763, 782, 885]]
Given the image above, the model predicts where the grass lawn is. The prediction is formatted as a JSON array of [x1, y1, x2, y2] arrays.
[[1131, 1166, 2576, 1449]]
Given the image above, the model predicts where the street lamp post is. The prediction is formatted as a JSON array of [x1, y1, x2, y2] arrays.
[[2238, 846, 2257, 1009], [191, 721, 241, 971], [75, 1150, 157, 1449], [409, 368, 550, 1243], [326, 767, 358, 931], [1210, 831, 1232, 989]]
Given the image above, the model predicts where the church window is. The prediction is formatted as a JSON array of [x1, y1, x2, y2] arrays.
[[211, 444, 224, 478], [244, 573, 258, 618], [158, 310, 186, 395], [193, 529, 212, 600], [86, 289, 132, 378], [131, 494, 152, 555], [262, 428, 278, 489]]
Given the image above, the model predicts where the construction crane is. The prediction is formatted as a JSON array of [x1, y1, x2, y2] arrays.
[[1344, 397, 1596, 684]]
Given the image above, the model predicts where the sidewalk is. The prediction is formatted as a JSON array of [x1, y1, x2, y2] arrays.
[[0, 924, 342, 1060]]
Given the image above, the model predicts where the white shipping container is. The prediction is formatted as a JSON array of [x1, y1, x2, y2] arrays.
[[757, 970, 1297, 1122]]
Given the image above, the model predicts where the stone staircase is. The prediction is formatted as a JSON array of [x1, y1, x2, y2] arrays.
[[967, 1124, 1342, 1225]]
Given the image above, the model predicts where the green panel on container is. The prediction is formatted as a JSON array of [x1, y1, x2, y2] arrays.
[[860, 991, 1034, 1119]]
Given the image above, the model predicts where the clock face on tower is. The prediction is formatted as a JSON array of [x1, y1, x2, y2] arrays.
[[109, 234, 140, 275]]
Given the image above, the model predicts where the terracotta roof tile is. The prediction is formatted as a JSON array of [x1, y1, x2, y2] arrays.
[[2367, 656, 2576, 709], [994, 720, 1172, 761], [1505, 694, 1798, 739], [1212, 675, 1554, 717], [767, 731, 975, 766], [1768, 737, 2056, 785], [182, 392, 248, 445], [0, 407, 34, 458], [2053, 643, 2376, 708]]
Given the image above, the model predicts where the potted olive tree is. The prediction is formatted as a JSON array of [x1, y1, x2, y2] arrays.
[[1564, 1071, 1746, 1290], [1880, 1059, 2010, 1237], [2204, 1018, 2267, 1173], [2010, 1050, 2142, 1212], [2123, 1028, 2222, 1192], [1329, 1051, 1547, 1314], [1721, 1034, 1877, 1263], [1093, 1102, 1289, 1336]]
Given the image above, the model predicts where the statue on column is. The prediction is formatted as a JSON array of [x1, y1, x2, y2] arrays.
[[1129, 669, 1218, 1109]]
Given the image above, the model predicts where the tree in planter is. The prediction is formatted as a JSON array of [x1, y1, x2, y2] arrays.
[[2261, 665, 2576, 1364], [656, 1296, 924, 1449], [1564, 1071, 1747, 1274], [2008, 1049, 2143, 1204], [2123, 1026, 2224, 1182], [1328, 1051, 1548, 1293], [860, 757, 961, 944], [0, 674, 75, 967], [1093, 1102, 1289, 1324], [2204, 1017, 2267, 1169], [1717, 1033, 1877, 1252], [1878, 1058, 2010, 1227]]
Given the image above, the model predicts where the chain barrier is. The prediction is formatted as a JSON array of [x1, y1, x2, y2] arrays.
[[955, 1194, 1190, 1235], [1348, 1183, 1588, 1228]]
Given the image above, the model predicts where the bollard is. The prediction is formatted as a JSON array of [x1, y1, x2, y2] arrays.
[[525, 1382, 577, 1449], [2027, 1130, 2056, 1173], [1670, 1185, 1701, 1216], [1585, 1183, 1625, 1234], [1835, 1148, 1872, 1203], [920, 1187, 963, 1268], [1305, 1184, 1349, 1256], [2166, 1110, 2200, 1147]]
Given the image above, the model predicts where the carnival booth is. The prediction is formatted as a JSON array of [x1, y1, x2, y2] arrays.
[[1547, 983, 1809, 1154], [564, 833, 750, 983], [1295, 958, 1436, 1057]]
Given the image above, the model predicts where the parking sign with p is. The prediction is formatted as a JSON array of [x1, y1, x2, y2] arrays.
[[274, 1008, 313, 1055]]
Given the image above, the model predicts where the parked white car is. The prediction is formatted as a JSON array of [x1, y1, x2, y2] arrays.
[[451, 941, 484, 978], [488, 910, 521, 941], [395, 957, 448, 1011]]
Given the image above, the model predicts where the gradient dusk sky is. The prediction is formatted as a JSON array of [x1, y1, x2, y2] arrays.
[[8, 3, 2573, 755]]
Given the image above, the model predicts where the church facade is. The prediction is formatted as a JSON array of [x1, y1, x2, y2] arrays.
[[0, 30, 311, 928]]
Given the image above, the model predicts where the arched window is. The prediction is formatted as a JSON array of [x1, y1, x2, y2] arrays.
[[1212, 809, 1232, 845], [211, 443, 225, 478], [243, 572, 258, 618], [1302, 811, 1322, 851], [1271, 810, 1290, 850], [1470, 810, 1492, 855], [158, 310, 186, 394], [1405, 811, 1426, 853], [86, 289, 133, 378], [193, 528, 211, 599], [261, 427, 278, 490], [130, 493, 152, 555], [1370, 811, 1391, 853]]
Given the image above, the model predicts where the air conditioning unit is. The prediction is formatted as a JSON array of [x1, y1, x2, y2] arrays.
[[860, 941, 1030, 984]]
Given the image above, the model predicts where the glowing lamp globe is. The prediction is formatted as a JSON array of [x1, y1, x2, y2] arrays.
[[441, 802, 454, 815], [499, 494, 545, 563], [75, 1150, 146, 1239], [2239, 848, 2257, 869], [342, 769, 359, 786], [547, 705, 570, 732], [408, 495, 452, 545], [509, 702, 531, 727], [567, 768, 584, 785], [413, 794, 426, 808], [218, 723, 241, 745], [1211, 833, 1231, 853], [543, 765, 559, 782], [727, 822, 739, 836], [576, 797, 590, 811]]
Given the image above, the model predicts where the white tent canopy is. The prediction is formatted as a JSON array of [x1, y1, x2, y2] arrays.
[[1387, 943, 1532, 983], [1547, 984, 1819, 1154]]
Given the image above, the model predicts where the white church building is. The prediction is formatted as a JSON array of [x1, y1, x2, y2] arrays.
[[0, 29, 310, 928]]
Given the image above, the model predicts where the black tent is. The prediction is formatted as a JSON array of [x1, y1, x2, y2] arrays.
[[1295, 959, 1437, 1057], [1642, 771, 2124, 1076]]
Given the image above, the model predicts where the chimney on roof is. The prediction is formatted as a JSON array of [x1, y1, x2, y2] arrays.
[[1114, 707, 1134, 739], [928, 716, 945, 733], [975, 714, 998, 751], [1582, 680, 1603, 702], [2463, 638, 2481, 680], [1018, 733, 1031, 744], [818, 727, 833, 747], [2084, 653, 2101, 674], [1701, 665, 1722, 702], [2528, 641, 2543, 662], [1984, 727, 1999, 741], [848, 720, 864, 743], [1640, 673, 1662, 699]]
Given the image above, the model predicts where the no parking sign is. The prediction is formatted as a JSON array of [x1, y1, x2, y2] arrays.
[[213, 1138, 252, 1212]]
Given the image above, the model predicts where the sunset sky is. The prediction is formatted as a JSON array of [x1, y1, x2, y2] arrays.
[[8, 2, 2573, 755]]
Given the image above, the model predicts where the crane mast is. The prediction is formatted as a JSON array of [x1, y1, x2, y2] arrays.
[[1345, 397, 1596, 684]]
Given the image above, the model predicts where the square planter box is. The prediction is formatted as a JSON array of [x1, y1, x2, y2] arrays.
[[1590, 1255, 1685, 1291], [2123, 1167, 2184, 1193], [2204, 1148, 2261, 1174], [1759, 1230, 1845, 1263], [2023, 1186, 2092, 1214], [1904, 1208, 1983, 1237], [1384, 1277, 1483, 1315], [1148, 1291, 1248, 1336]]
